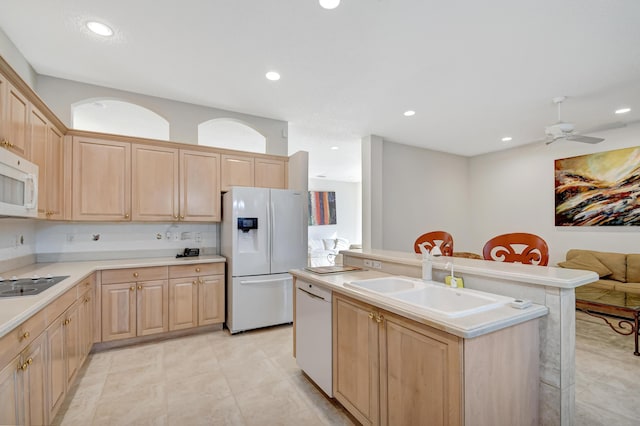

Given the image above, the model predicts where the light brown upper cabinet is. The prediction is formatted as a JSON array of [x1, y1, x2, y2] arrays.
[[132, 144, 220, 222], [221, 154, 254, 191], [222, 153, 286, 191], [29, 106, 66, 220], [72, 136, 131, 221], [255, 157, 286, 189], [0, 79, 29, 158]]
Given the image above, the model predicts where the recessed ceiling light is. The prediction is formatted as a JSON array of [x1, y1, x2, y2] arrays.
[[615, 107, 631, 114], [403, 110, 415, 117], [86, 21, 113, 37], [501, 136, 513, 142], [330, 146, 339, 150], [265, 71, 281, 81], [319, 0, 341, 10]]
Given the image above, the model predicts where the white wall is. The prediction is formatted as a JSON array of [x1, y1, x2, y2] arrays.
[[376, 140, 472, 253], [35, 222, 218, 262], [308, 178, 361, 246], [0, 28, 36, 88], [469, 125, 640, 265], [0, 219, 37, 262], [35, 75, 289, 156]]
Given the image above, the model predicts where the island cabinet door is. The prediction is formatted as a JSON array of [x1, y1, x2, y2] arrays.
[[379, 313, 463, 426], [333, 294, 379, 426]]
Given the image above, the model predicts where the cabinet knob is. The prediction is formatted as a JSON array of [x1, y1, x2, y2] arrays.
[[195, 267, 201, 273], [180, 215, 185, 220], [124, 213, 130, 219], [130, 286, 135, 291], [192, 281, 197, 285], [19, 363, 28, 371], [368, 312, 375, 320], [133, 272, 139, 278], [27, 357, 33, 365], [375, 314, 384, 324], [20, 331, 30, 341], [137, 285, 142, 290], [173, 215, 179, 219], [64, 319, 70, 325], [84, 296, 91, 303]]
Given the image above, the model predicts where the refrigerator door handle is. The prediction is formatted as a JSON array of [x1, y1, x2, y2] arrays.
[[269, 199, 274, 263], [239, 278, 289, 285]]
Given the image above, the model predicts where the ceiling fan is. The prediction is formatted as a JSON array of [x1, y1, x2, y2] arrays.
[[541, 96, 625, 145]]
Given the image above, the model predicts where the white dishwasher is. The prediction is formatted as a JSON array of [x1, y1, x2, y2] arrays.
[[295, 280, 333, 397]]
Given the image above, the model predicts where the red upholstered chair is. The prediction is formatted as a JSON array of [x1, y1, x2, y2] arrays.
[[482, 233, 549, 266], [413, 231, 454, 256]]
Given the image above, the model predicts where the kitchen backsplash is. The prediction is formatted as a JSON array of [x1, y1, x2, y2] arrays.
[[0, 219, 37, 271], [35, 222, 219, 262]]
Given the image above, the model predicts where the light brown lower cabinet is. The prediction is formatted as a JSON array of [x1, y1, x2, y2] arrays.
[[101, 279, 169, 341], [332, 293, 539, 426], [0, 332, 48, 426], [168, 263, 225, 331]]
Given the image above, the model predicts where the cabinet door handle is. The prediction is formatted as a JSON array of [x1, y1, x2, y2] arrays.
[[20, 331, 30, 341], [368, 312, 375, 320], [124, 213, 130, 219], [137, 285, 142, 290], [19, 362, 28, 371], [180, 215, 185, 220], [375, 314, 384, 324], [173, 215, 179, 220], [129, 286, 135, 291], [192, 281, 197, 285], [133, 272, 139, 278], [64, 319, 70, 325], [26, 357, 33, 365]]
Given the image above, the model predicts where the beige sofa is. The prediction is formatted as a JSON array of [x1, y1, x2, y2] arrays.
[[558, 249, 640, 296]]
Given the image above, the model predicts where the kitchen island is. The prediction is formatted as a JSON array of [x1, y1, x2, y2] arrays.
[[291, 248, 598, 426]]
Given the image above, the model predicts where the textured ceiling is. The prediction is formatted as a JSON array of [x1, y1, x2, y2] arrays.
[[1, 0, 640, 182]]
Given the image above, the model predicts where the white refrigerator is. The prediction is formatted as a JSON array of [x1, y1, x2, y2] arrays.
[[221, 187, 307, 334]]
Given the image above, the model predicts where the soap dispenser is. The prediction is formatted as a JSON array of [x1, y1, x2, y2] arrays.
[[419, 244, 432, 281]]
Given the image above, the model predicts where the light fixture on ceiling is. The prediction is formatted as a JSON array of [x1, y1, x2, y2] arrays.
[[501, 136, 513, 142], [615, 107, 631, 114], [265, 71, 281, 81], [319, 0, 341, 10], [330, 146, 339, 150], [403, 110, 416, 117], [86, 21, 113, 37]]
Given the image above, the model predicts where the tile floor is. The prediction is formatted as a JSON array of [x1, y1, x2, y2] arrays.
[[54, 313, 640, 425]]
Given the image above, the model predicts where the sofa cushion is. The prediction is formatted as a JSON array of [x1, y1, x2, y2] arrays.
[[566, 249, 626, 282], [613, 281, 640, 296], [558, 252, 612, 278], [625, 254, 640, 283]]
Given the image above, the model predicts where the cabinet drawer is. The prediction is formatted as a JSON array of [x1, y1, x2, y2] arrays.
[[44, 286, 77, 325], [0, 309, 46, 367], [102, 266, 168, 284], [76, 274, 95, 297], [169, 263, 224, 278]]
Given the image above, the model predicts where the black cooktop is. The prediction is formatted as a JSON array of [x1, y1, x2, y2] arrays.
[[0, 275, 70, 298]]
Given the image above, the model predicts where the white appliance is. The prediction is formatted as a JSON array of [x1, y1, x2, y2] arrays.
[[295, 280, 333, 396], [221, 187, 307, 334], [0, 148, 38, 218]]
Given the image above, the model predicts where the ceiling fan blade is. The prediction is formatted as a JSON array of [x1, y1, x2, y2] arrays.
[[565, 134, 604, 144]]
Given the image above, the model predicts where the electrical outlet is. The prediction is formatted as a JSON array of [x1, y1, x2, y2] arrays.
[[66, 234, 74, 243], [372, 261, 382, 269], [195, 233, 202, 243], [172, 232, 179, 242], [364, 259, 373, 267]]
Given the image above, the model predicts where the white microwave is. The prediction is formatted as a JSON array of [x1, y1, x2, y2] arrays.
[[0, 148, 38, 218]]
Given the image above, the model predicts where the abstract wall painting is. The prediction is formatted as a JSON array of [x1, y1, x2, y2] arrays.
[[308, 191, 337, 226], [555, 146, 640, 226]]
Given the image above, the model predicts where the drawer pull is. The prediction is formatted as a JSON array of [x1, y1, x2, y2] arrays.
[[20, 331, 30, 341], [133, 272, 139, 278], [64, 319, 70, 325], [19, 362, 28, 371], [130, 286, 135, 291], [192, 281, 197, 285], [137, 285, 142, 290], [27, 357, 33, 365], [195, 267, 201, 273]]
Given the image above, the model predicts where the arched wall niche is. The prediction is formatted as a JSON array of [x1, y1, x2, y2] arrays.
[[198, 118, 266, 153], [71, 98, 170, 140]]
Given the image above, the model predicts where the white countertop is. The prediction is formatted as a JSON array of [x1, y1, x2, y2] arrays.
[[290, 267, 548, 339], [0, 255, 225, 338], [342, 248, 598, 288]]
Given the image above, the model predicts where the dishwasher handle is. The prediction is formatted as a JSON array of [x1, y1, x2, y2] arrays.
[[298, 287, 327, 302]]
